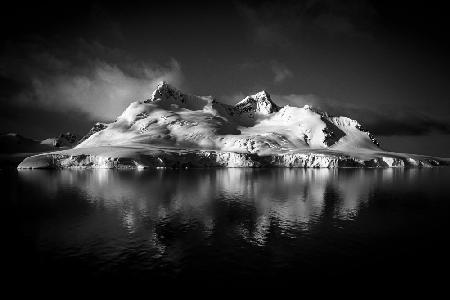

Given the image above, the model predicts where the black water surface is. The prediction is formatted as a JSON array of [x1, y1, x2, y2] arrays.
[[2, 168, 450, 292]]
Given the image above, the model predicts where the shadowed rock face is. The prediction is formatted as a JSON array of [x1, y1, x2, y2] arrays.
[[321, 118, 346, 146]]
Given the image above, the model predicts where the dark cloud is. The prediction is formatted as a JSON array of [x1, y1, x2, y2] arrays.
[[236, 2, 294, 47], [363, 112, 450, 136], [239, 60, 293, 84], [0, 39, 185, 122], [307, 0, 377, 36], [236, 0, 377, 47], [271, 61, 293, 83], [0, 102, 91, 139], [0, 0, 449, 155]]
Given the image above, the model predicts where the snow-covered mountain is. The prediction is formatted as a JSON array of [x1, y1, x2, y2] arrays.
[[77, 82, 379, 153], [18, 82, 449, 169]]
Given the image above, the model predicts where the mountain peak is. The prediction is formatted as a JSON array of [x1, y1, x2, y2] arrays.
[[254, 90, 270, 98], [146, 81, 182, 103], [155, 80, 172, 91], [235, 90, 280, 114]]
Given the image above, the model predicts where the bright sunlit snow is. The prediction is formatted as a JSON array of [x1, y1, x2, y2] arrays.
[[18, 82, 449, 169]]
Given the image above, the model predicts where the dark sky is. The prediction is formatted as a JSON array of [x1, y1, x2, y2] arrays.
[[1, 0, 449, 156]]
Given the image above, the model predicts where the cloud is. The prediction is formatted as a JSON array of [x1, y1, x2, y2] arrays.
[[235, 2, 293, 47], [1, 39, 185, 121], [271, 61, 293, 83], [238, 60, 293, 86], [361, 112, 450, 136], [314, 14, 363, 37], [235, 0, 376, 47], [20, 59, 183, 121]]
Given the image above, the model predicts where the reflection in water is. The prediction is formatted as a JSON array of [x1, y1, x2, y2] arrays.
[[9, 167, 450, 285], [18, 169, 405, 246]]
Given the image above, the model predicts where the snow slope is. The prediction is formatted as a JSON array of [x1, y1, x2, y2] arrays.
[[18, 82, 449, 169]]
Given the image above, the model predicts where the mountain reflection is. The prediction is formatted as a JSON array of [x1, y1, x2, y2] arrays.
[[18, 168, 412, 249], [9, 168, 450, 284]]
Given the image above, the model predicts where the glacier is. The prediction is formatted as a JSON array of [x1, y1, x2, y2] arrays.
[[18, 82, 449, 169]]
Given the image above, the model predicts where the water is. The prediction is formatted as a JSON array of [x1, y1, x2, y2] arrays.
[[2, 168, 450, 290]]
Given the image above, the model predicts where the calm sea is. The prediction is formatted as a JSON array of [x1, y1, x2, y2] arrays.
[[2, 168, 450, 292]]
